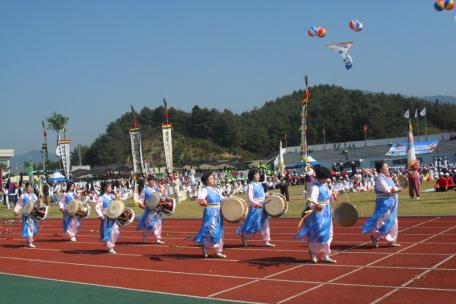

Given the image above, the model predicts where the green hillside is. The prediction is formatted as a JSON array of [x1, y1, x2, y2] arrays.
[[79, 85, 456, 166]]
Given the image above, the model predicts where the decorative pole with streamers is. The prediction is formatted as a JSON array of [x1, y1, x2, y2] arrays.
[[301, 76, 310, 164]]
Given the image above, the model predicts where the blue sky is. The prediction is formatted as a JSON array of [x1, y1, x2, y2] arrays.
[[1, 1, 455, 154]]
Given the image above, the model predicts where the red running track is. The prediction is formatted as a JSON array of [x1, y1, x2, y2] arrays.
[[0, 216, 455, 304]]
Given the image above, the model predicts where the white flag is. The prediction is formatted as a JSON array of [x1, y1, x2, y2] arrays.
[[404, 110, 410, 119], [420, 108, 426, 117], [414, 108, 418, 118]]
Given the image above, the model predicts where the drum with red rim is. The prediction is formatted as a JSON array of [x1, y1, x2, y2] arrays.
[[116, 208, 135, 226], [160, 197, 176, 216], [31, 205, 49, 221]]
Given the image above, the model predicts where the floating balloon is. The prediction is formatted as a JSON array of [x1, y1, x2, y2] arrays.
[[435, 0, 446, 11], [445, 0, 455, 10], [307, 26, 318, 37], [349, 19, 364, 32], [317, 27, 326, 38]]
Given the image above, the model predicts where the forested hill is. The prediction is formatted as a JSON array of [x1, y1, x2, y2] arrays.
[[79, 85, 456, 166]]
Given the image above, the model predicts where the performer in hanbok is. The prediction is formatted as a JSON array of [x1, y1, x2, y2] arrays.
[[96, 182, 119, 254], [14, 182, 39, 248], [59, 182, 80, 242], [194, 172, 226, 258], [407, 164, 421, 200], [237, 168, 275, 248], [362, 160, 402, 248], [136, 175, 165, 244], [296, 166, 337, 264]]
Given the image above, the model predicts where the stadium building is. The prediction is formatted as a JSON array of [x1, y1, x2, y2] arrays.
[[278, 132, 456, 170]]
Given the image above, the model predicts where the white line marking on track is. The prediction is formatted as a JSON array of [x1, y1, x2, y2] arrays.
[[0, 271, 261, 304], [276, 217, 452, 303], [369, 253, 456, 304]]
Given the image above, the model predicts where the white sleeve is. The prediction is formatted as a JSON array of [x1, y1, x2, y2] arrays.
[[247, 184, 259, 205], [138, 189, 146, 205], [217, 188, 226, 200], [14, 195, 24, 213], [197, 188, 208, 201], [375, 177, 393, 194], [96, 196, 104, 217], [120, 190, 130, 201], [306, 185, 320, 209], [59, 194, 65, 209]]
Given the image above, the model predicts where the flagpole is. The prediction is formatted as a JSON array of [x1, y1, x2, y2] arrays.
[[323, 128, 326, 150], [424, 114, 428, 140], [416, 109, 420, 140], [301, 75, 310, 164], [364, 127, 367, 146]]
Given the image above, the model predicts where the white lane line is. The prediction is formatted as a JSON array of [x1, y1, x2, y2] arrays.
[[276, 217, 446, 303], [1, 240, 456, 272], [0, 260, 454, 294], [0, 271, 260, 304], [369, 253, 456, 304]]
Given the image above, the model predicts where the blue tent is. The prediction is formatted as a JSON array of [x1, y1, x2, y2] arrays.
[[285, 158, 320, 168], [48, 172, 66, 183]]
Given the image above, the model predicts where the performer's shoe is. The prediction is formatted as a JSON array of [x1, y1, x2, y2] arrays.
[[70, 237, 77, 242], [388, 243, 401, 247], [241, 235, 248, 247], [322, 256, 337, 264], [310, 255, 318, 264], [156, 239, 165, 244], [27, 243, 36, 248], [108, 248, 117, 254], [265, 241, 276, 247], [370, 235, 379, 248], [202, 247, 208, 258], [215, 253, 227, 259]]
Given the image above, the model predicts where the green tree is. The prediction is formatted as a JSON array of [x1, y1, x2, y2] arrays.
[[47, 112, 69, 145]]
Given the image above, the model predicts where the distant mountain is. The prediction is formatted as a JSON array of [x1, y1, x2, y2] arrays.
[[422, 95, 456, 104], [11, 150, 57, 174]]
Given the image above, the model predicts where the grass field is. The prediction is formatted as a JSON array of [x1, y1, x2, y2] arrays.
[[1, 182, 455, 219]]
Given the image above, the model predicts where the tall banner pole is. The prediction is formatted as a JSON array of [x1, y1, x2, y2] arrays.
[[162, 98, 173, 174], [129, 105, 145, 175], [301, 76, 310, 164], [57, 138, 71, 180], [41, 120, 49, 175], [415, 109, 420, 140]]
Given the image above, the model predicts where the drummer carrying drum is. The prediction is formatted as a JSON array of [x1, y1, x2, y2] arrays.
[[237, 168, 276, 248], [296, 166, 337, 264], [96, 182, 120, 254], [14, 182, 40, 248], [362, 160, 402, 248], [59, 182, 80, 242], [137, 175, 165, 244], [194, 172, 227, 258]]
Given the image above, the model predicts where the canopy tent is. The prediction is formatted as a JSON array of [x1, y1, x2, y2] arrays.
[[48, 172, 66, 182], [285, 155, 320, 168]]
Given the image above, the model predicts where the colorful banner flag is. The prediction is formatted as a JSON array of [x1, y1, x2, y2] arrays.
[[406, 122, 419, 170], [57, 136, 71, 179], [162, 99, 173, 173], [301, 76, 309, 163], [278, 140, 285, 176], [129, 106, 144, 174], [385, 140, 438, 157]]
